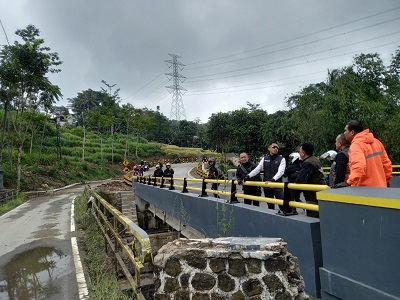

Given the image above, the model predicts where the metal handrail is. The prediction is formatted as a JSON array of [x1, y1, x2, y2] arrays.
[[125, 174, 328, 213], [125, 162, 399, 215], [84, 185, 152, 299]]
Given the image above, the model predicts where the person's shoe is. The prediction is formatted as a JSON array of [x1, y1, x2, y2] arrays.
[[292, 209, 298, 215]]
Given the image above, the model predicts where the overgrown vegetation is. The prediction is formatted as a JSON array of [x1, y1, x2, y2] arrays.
[[0, 121, 216, 192], [74, 194, 131, 300], [0, 194, 26, 216]]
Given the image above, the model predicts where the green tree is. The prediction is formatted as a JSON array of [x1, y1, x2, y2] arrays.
[[0, 25, 62, 191], [206, 112, 234, 161]]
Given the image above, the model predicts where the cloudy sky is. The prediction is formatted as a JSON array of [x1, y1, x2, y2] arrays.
[[1, 0, 400, 123]]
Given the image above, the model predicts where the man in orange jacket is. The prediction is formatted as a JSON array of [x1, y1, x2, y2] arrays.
[[344, 120, 392, 187]]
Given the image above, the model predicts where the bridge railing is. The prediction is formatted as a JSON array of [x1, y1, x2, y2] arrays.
[[125, 174, 329, 214], [84, 185, 153, 300], [125, 163, 399, 215]]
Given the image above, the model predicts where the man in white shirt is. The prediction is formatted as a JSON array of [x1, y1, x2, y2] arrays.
[[247, 142, 286, 210]]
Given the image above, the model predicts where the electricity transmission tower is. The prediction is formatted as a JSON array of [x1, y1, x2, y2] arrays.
[[165, 54, 187, 121]]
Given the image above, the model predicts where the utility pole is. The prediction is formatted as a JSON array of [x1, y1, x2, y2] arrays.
[[165, 54, 187, 121]]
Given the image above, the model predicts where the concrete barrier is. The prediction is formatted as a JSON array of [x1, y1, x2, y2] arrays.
[[318, 187, 400, 300]]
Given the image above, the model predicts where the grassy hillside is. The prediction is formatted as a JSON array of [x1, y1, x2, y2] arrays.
[[1, 123, 217, 191]]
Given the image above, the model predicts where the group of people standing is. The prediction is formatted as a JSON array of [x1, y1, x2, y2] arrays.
[[236, 120, 393, 218], [153, 162, 175, 180]]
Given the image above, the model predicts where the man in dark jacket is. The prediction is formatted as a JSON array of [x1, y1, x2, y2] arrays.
[[236, 152, 262, 206], [163, 163, 174, 178], [247, 142, 286, 210], [153, 164, 163, 178], [283, 152, 302, 213], [207, 157, 224, 198], [296, 142, 326, 218], [163, 162, 174, 183], [331, 133, 350, 188]]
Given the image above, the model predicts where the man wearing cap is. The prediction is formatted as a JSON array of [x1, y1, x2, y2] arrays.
[[247, 142, 286, 210], [344, 120, 392, 187]]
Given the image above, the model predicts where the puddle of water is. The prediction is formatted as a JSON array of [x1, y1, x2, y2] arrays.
[[0, 247, 69, 300]]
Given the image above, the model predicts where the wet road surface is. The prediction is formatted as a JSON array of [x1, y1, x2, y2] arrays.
[[0, 185, 88, 300]]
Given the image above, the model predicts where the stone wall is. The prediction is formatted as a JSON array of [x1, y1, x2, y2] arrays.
[[153, 237, 308, 300]]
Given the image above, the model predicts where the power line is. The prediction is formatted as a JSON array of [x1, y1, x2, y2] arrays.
[[187, 71, 326, 93], [0, 18, 10, 45], [136, 41, 398, 108], [124, 67, 170, 101], [186, 6, 400, 67], [140, 79, 169, 99], [186, 34, 400, 83], [187, 77, 327, 96], [186, 16, 400, 71]]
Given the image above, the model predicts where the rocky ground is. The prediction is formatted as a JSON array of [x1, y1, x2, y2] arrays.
[[94, 180, 132, 192]]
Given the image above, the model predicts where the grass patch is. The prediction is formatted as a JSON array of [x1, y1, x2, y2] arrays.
[[0, 194, 27, 216], [74, 195, 131, 300]]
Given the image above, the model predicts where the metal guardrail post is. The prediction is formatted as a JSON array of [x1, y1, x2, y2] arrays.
[[230, 179, 239, 203], [200, 178, 208, 197], [169, 177, 175, 190], [182, 178, 189, 193], [277, 182, 296, 216], [147, 176, 152, 185], [153, 177, 157, 186], [160, 177, 165, 188]]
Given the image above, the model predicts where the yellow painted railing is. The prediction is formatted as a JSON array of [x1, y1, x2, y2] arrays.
[[124, 174, 329, 213], [84, 185, 153, 300], [125, 162, 398, 215]]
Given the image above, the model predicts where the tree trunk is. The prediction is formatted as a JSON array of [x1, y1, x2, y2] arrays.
[[17, 143, 22, 192], [82, 125, 86, 162], [101, 136, 103, 160], [29, 127, 34, 155], [111, 123, 114, 165], [124, 124, 129, 160], [36, 116, 47, 171], [135, 134, 139, 158]]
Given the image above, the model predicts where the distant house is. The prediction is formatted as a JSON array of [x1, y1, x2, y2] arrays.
[[49, 114, 78, 126]]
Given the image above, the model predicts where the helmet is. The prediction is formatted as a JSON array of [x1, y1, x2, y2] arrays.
[[156, 164, 160, 168], [208, 157, 216, 163], [289, 152, 300, 163], [320, 150, 337, 160], [166, 163, 171, 166]]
